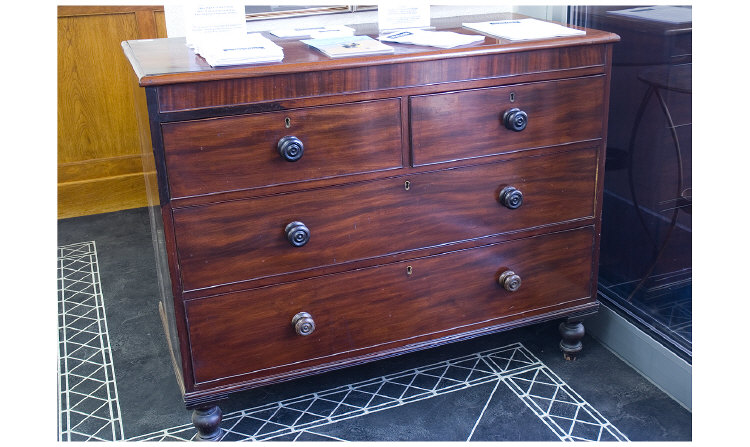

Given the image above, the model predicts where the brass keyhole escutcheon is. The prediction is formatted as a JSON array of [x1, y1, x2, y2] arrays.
[[509, 92, 516, 102], [404, 180, 411, 191], [406, 265, 413, 276], [285, 117, 291, 128]]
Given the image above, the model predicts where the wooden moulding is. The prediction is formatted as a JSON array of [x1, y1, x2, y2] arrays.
[[57, 156, 154, 219], [149, 44, 610, 113]]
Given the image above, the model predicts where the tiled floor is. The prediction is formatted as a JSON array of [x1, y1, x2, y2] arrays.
[[57, 208, 692, 441], [58, 242, 123, 441], [126, 341, 627, 442]]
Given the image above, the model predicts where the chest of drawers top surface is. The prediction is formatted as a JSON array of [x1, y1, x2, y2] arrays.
[[123, 22, 618, 89]]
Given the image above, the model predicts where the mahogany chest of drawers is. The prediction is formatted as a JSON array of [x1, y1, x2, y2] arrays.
[[123, 20, 618, 440]]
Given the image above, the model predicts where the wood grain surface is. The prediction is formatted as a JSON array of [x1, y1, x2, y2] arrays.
[[185, 226, 595, 385], [411, 76, 606, 165], [58, 6, 165, 218], [172, 147, 598, 292], [162, 99, 403, 198]]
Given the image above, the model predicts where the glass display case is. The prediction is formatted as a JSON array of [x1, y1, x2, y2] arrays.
[[570, 5, 692, 361]]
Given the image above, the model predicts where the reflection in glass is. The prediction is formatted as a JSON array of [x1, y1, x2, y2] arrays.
[[244, 5, 354, 20], [570, 5, 692, 361]]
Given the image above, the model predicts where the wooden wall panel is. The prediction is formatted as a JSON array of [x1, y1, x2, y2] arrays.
[[154, 11, 167, 38], [58, 6, 166, 219]]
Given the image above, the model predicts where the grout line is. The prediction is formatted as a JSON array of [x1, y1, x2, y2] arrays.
[[303, 429, 351, 442], [90, 241, 119, 442], [58, 248, 69, 442], [466, 376, 502, 441]]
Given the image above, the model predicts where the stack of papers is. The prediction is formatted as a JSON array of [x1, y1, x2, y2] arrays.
[[463, 18, 585, 41], [270, 25, 355, 39], [302, 35, 394, 58], [196, 33, 284, 67], [380, 29, 485, 49]]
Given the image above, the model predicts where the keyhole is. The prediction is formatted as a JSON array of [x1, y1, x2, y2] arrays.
[[404, 180, 411, 191], [285, 117, 291, 128], [509, 92, 516, 102], [406, 266, 413, 276]]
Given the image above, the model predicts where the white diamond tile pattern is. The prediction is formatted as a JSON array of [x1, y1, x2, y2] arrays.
[[503, 359, 628, 441], [130, 343, 628, 442], [58, 242, 124, 441]]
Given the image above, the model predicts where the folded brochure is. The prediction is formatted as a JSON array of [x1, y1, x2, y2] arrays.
[[196, 33, 284, 66], [302, 35, 394, 58], [380, 29, 485, 49]]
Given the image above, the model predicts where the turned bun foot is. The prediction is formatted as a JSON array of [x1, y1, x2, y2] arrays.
[[192, 405, 223, 441], [559, 321, 585, 361]]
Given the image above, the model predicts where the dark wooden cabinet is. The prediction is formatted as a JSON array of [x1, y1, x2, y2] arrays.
[[123, 17, 618, 440]]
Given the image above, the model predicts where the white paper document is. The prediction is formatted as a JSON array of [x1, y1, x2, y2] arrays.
[[270, 25, 355, 39], [380, 29, 485, 49], [184, 2, 247, 49], [607, 6, 692, 24], [463, 18, 585, 41], [197, 33, 284, 67], [378, 5, 431, 33]]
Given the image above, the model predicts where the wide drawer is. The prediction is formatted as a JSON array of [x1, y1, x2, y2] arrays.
[[410, 76, 605, 166], [173, 147, 597, 292], [161, 99, 403, 198], [185, 227, 595, 385]]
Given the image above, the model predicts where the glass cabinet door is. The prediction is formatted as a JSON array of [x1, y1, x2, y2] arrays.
[[570, 5, 692, 361]]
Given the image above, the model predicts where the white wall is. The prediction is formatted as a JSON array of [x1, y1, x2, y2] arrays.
[[514, 5, 568, 23]]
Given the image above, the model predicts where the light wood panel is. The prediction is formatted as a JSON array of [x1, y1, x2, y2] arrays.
[[58, 6, 165, 219]]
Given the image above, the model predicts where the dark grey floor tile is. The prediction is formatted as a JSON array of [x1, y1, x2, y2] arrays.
[[530, 331, 692, 441], [59, 209, 188, 436], [468, 380, 560, 441], [310, 381, 499, 441]]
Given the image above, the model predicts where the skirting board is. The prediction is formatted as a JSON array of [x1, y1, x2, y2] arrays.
[[586, 302, 692, 411]]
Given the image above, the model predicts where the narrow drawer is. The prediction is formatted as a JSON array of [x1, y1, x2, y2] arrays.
[[173, 147, 597, 292], [185, 227, 595, 385], [161, 99, 403, 198], [410, 76, 605, 166]]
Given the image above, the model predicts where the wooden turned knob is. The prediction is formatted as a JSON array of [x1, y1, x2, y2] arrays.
[[278, 135, 304, 162], [499, 186, 523, 209], [502, 108, 528, 132], [285, 221, 310, 247], [292, 312, 315, 336], [498, 270, 522, 292]]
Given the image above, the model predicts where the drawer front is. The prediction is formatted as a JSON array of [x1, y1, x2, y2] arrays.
[[161, 99, 403, 198], [410, 76, 605, 166], [173, 147, 597, 291], [185, 227, 595, 385]]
